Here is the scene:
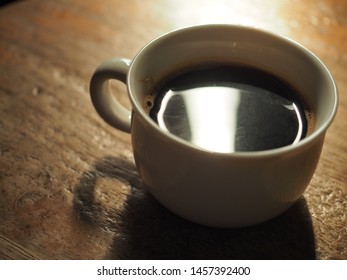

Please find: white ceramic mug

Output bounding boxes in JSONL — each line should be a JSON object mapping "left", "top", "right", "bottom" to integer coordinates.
{"left": 90, "top": 25, "right": 338, "bottom": 227}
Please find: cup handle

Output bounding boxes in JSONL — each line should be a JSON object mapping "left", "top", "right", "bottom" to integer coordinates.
{"left": 89, "top": 58, "right": 132, "bottom": 133}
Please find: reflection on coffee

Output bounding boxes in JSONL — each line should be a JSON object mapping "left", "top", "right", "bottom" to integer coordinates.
{"left": 148, "top": 64, "right": 312, "bottom": 153}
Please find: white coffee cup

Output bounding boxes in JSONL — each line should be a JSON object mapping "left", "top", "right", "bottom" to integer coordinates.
{"left": 90, "top": 25, "right": 338, "bottom": 227}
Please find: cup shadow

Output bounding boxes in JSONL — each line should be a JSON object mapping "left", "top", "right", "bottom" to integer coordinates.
{"left": 73, "top": 156, "right": 316, "bottom": 260}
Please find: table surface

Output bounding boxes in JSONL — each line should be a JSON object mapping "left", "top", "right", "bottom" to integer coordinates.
{"left": 0, "top": 0, "right": 346, "bottom": 260}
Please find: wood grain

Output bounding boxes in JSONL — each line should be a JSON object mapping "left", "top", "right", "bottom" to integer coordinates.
{"left": 0, "top": 0, "right": 346, "bottom": 259}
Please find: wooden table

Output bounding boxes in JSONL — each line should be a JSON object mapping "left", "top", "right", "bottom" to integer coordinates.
{"left": 0, "top": 0, "right": 346, "bottom": 260}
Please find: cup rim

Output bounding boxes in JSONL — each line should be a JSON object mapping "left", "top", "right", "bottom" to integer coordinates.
{"left": 128, "top": 24, "right": 339, "bottom": 158}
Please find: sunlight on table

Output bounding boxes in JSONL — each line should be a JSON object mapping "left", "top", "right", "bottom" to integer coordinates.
{"left": 163, "top": 0, "right": 288, "bottom": 34}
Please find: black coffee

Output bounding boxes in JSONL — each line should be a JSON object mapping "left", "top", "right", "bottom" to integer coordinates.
{"left": 147, "top": 64, "right": 311, "bottom": 153}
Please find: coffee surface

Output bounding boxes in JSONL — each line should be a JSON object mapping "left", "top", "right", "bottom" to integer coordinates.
{"left": 149, "top": 64, "right": 309, "bottom": 153}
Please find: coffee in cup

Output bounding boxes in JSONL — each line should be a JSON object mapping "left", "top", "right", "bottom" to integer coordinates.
{"left": 89, "top": 25, "right": 338, "bottom": 227}
{"left": 145, "top": 62, "right": 314, "bottom": 153}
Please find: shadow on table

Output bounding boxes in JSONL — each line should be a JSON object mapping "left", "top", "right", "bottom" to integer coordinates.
{"left": 74, "top": 156, "right": 316, "bottom": 260}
